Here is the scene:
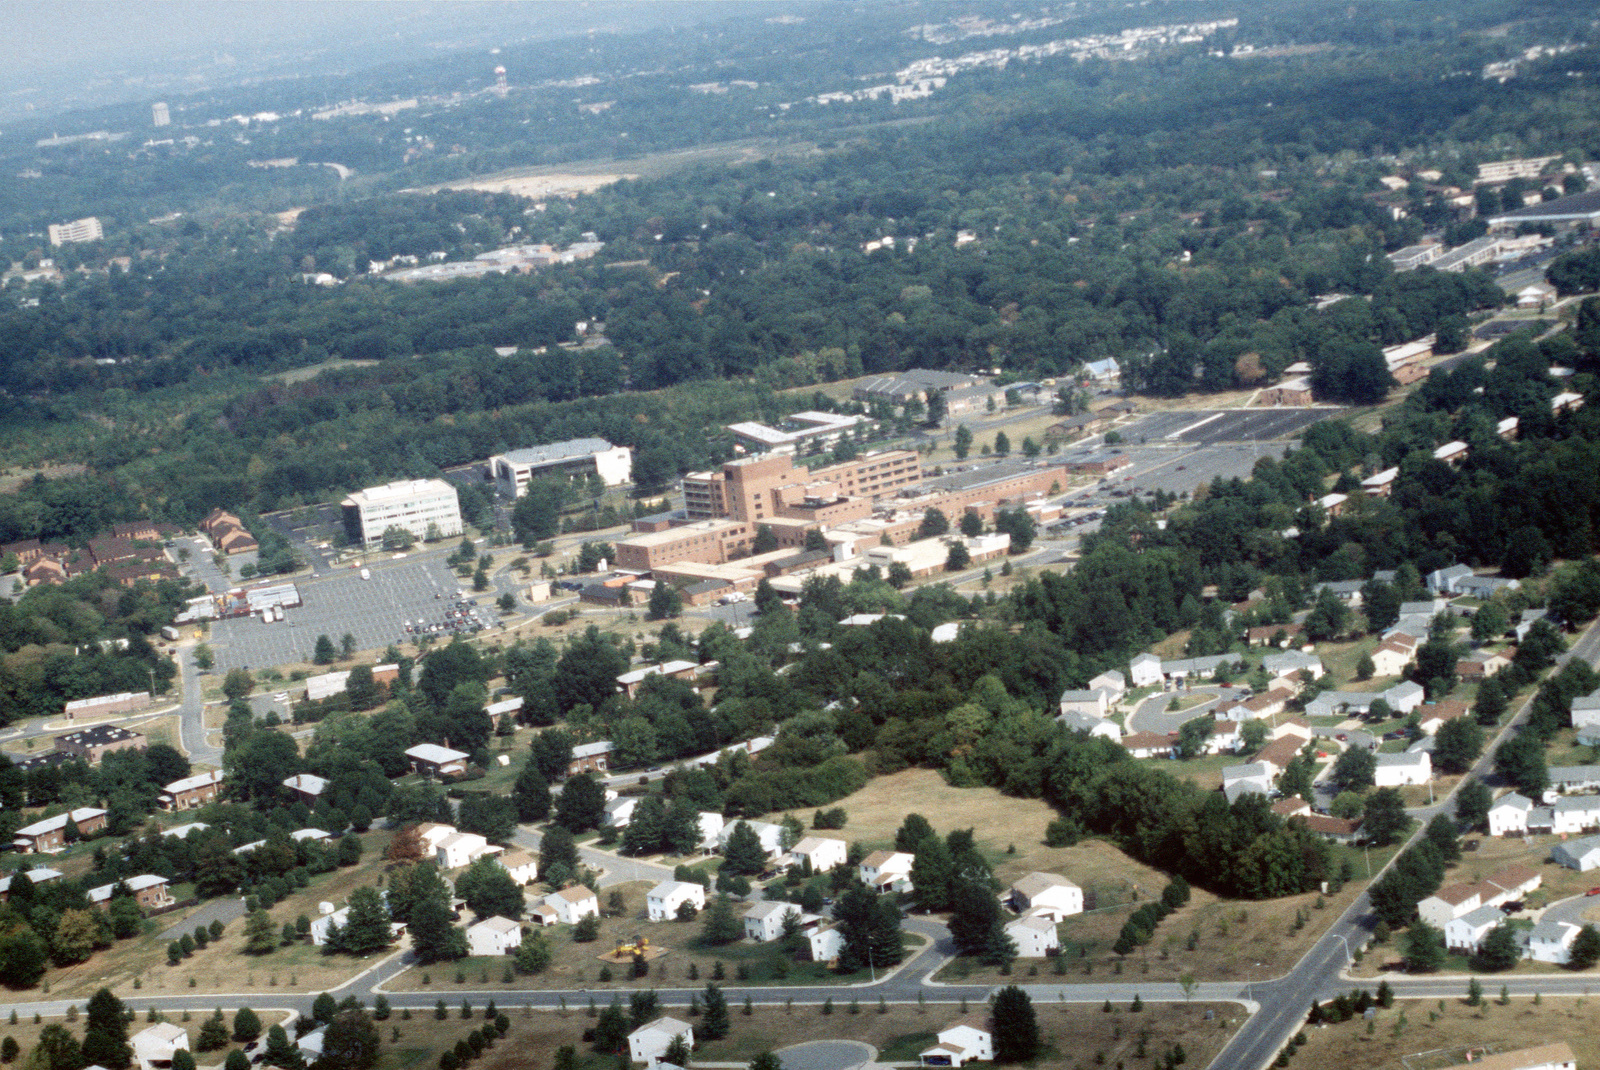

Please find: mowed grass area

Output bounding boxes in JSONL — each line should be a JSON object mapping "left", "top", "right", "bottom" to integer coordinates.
{"left": 383, "top": 881, "right": 901, "bottom": 992}
{"left": 43, "top": 829, "right": 398, "bottom": 1001}
{"left": 771, "top": 767, "right": 1058, "bottom": 859}
{"left": 1295, "top": 998, "right": 1600, "bottom": 1070}
{"left": 439, "top": 1002, "right": 1235, "bottom": 1070}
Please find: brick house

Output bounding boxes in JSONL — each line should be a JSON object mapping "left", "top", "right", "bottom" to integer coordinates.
{"left": 13, "top": 807, "right": 108, "bottom": 852}
{"left": 158, "top": 770, "right": 224, "bottom": 811}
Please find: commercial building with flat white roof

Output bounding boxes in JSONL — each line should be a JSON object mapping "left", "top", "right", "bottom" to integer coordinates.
{"left": 342, "top": 479, "right": 462, "bottom": 548}
{"left": 491, "top": 439, "right": 632, "bottom": 494}
{"left": 48, "top": 217, "right": 104, "bottom": 246}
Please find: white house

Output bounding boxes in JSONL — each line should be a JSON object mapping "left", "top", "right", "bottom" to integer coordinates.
{"left": 1571, "top": 689, "right": 1600, "bottom": 732}
{"left": 1373, "top": 750, "right": 1431, "bottom": 787}
{"left": 646, "top": 881, "right": 706, "bottom": 921}
{"left": 920, "top": 1018, "right": 994, "bottom": 1067}
{"left": 544, "top": 885, "right": 600, "bottom": 925}
{"left": 1088, "top": 669, "right": 1126, "bottom": 700}
{"left": 1547, "top": 766, "right": 1600, "bottom": 794}
{"left": 1057, "top": 688, "right": 1110, "bottom": 718}
{"left": 309, "top": 904, "right": 405, "bottom": 948}
{"left": 720, "top": 819, "right": 786, "bottom": 860}
{"left": 1057, "top": 708, "right": 1122, "bottom": 739}
{"left": 744, "top": 899, "right": 804, "bottom": 942}
{"left": 466, "top": 916, "right": 523, "bottom": 957}
{"left": 1004, "top": 913, "right": 1060, "bottom": 958}
{"left": 1369, "top": 635, "right": 1418, "bottom": 678}
{"left": 1222, "top": 761, "right": 1275, "bottom": 803}
{"left": 1007, "top": 872, "right": 1083, "bottom": 921}
{"left": 1527, "top": 920, "right": 1581, "bottom": 965}
{"left": 807, "top": 924, "right": 845, "bottom": 963}
{"left": 860, "top": 850, "right": 915, "bottom": 893}
{"left": 604, "top": 797, "right": 638, "bottom": 829}
{"left": 1488, "top": 792, "right": 1534, "bottom": 836}
{"left": 697, "top": 811, "right": 725, "bottom": 852}
{"left": 496, "top": 848, "right": 539, "bottom": 885}
{"left": 1129, "top": 653, "right": 1163, "bottom": 689}
{"left": 436, "top": 831, "right": 495, "bottom": 870}
{"left": 1444, "top": 904, "right": 1504, "bottom": 953}
{"left": 1547, "top": 796, "right": 1600, "bottom": 836}
{"left": 788, "top": 836, "right": 848, "bottom": 873}
{"left": 132, "top": 1023, "right": 188, "bottom": 1070}
{"left": 628, "top": 1017, "right": 695, "bottom": 1067}
{"left": 1552, "top": 834, "right": 1600, "bottom": 872}
{"left": 1418, "top": 883, "right": 1484, "bottom": 929}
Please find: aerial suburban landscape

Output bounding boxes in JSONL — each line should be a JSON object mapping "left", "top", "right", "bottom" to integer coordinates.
{"left": 7, "top": 2, "right": 1600, "bottom": 1070}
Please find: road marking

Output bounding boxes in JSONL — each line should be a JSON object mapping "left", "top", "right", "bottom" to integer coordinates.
{"left": 1165, "top": 412, "right": 1227, "bottom": 439}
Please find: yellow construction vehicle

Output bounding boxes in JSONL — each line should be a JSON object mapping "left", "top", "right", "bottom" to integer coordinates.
{"left": 613, "top": 935, "right": 650, "bottom": 957}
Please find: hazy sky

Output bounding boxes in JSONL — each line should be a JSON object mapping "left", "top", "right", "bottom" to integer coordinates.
{"left": 0, "top": 1, "right": 721, "bottom": 122}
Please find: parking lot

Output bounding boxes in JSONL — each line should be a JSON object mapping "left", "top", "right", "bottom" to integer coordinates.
{"left": 204, "top": 555, "right": 481, "bottom": 674}
{"left": 1115, "top": 406, "right": 1333, "bottom": 446}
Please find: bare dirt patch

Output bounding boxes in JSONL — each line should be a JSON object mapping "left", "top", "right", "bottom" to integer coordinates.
{"left": 1295, "top": 998, "right": 1600, "bottom": 1070}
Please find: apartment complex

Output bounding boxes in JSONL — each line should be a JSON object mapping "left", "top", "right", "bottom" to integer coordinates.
{"left": 341, "top": 479, "right": 462, "bottom": 547}
{"left": 490, "top": 438, "right": 632, "bottom": 495}
{"left": 47, "top": 217, "right": 104, "bottom": 246}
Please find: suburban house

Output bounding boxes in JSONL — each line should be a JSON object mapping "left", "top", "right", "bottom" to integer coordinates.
{"left": 1007, "top": 872, "right": 1083, "bottom": 921}
{"left": 1058, "top": 708, "right": 1122, "bottom": 739}
{"left": 1260, "top": 649, "right": 1325, "bottom": 685}
{"left": 1444, "top": 904, "right": 1505, "bottom": 953}
{"left": 88, "top": 874, "right": 174, "bottom": 912}
{"left": 719, "top": 819, "right": 786, "bottom": 861}
{"left": 1458, "top": 649, "right": 1513, "bottom": 680}
{"left": 1415, "top": 701, "right": 1469, "bottom": 736}
{"left": 628, "top": 1017, "right": 694, "bottom": 1067}
{"left": 1552, "top": 835, "right": 1600, "bottom": 872}
{"left": 1088, "top": 669, "right": 1126, "bottom": 700}
{"left": 1369, "top": 635, "right": 1418, "bottom": 678}
{"left": 568, "top": 741, "right": 614, "bottom": 777}
{"left": 158, "top": 770, "right": 225, "bottom": 811}
{"left": 1488, "top": 792, "right": 1535, "bottom": 836}
{"left": 859, "top": 850, "right": 915, "bottom": 893}
{"left": 1253, "top": 736, "right": 1304, "bottom": 777}
{"left": 1569, "top": 688, "right": 1600, "bottom": 735}
{"left": 132, "top": 1022, "right": 189, "bottom": 1070}
{"left": 0, "top": 868, "right": 62, "bottom": 903}
{"left": 435, "top": 830, "right": 497, "bottom": 870}
{"left": 282, "top": 773, "right": 329, "bottom": 804}
{"left": 604, "top": 797, "right": 639, "bottom": 829}
{"left": 496, "top": 848, "right": 539, "bottom": 885}
{"left": 744, "top": 900, "right": 805, "bottom": 942}
{"left": 697, "top": 811, "right": 725, "bottom": 852}
{"left": 617, "top": 660, "right": 704, "bottom": 699}
{"left": 788, "top": 836, "right": 848, "bottom": 873}
{"left": 1057, "top": 688, "right": 1110, "bottom": 718}
{"left": 1526, "top": 920, "right": 1581, "bottom": 965}
{"left": 466, "top": 916, "right": 523, "bottom": 957}
{"left": 1547, "top": 766, "right": 1600, "bottom": 794}
{"left": 920, "top": 1017, "right": 994, "bottom": 1067}
{"left": 543, "top": 885, "right": 601, "bottom": 925}
{"left": 1542, "top": 797, "right": 1600, "bottom": 836}
{"left": 1120, "top": 731, "right": 1177, "bottom": 759}
{"left": 1222, "top": 762, "right": 1275, "bottom": 803}
{"left": 646, "top": 881, "right": 706, "bottom": 921}
{"left": 806, "top": 925, "right": 845, "bottom": 963}
{"left": 1374, "top": 750, "right": 1432, "bottom": 787}
{"left": 1129, "top": 653, "right": 1163, "bottom": 688}
{"left": 13, "top": 807, "right": 107, "bottom": 852}
{"left": 405, "top": 743, "right": 470, "bottom": 778}
{"left": 1004, "top": 913, "right": 1060, "bottom": 957}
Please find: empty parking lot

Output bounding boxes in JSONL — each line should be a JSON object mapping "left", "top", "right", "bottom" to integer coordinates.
{"left": 1118, "top": 407, "right": 1335, "bottom": 446}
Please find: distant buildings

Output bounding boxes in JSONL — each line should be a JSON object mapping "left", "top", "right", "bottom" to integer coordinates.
{"left": 47, "top": 217, "right": 103, "bottom": 246}
{"left": 341, "top": 479, "right": 462, "bottom": 548}
{"left": 491, "top": 439, "right": 633, "bottom": 493}
{"left": 152, "top": 102, "right": 171, "bottom": 127}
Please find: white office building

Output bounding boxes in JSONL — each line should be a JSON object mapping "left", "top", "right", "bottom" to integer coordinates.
{"left": 491, "top": 439, "right": 632, "bottom": 495}
{"left": 48, "top": 217, "right": 103, "bottom": 246}
{"left": 342, "top": 479, "right": 462, "bottom": 547}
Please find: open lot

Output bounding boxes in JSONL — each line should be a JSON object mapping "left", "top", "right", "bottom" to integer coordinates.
{"left": 1117, "top": 407, "right": 1334, "bottom": 447}
{"left": 445, "top": 1001, "right": 1235, "bottom": 1070}
{"left": 1295, "top": 998, "right": 1600, "bottom": 1070}
{"left": 204, "top": 557, "right": 473, "bottom": 673}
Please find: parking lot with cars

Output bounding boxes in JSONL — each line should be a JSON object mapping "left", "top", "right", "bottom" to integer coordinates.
{"left": 203, "top": 556, "right": 477, "bottom": 674}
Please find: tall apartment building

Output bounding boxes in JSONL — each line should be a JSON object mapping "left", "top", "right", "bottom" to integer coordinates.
{"left": 342, "top": 479, "right": 463, "bottom": 548}
{"left": 152, "top": 102, "right": 171, "bottom": 127}
{"left": 47, "top": 217, "right": 103, "bottom": 246}
{"left": 490, "top": 438, "right": 632, "bottom": 495}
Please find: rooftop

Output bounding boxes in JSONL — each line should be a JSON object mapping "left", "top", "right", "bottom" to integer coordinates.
{"left": 498, "top": 438, "right": 618, "bottom": 466}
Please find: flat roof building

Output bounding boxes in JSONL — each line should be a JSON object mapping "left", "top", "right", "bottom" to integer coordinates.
{"left": 47, "top": 217, "right": 103, "bottom": 246}
{"left": 341, "top": 479, "right": 462, "bottom": 548}
{"left": 491, "top": 439, "right": 632, "bottom": 495}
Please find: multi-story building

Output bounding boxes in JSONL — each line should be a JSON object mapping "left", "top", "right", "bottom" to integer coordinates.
{"left": 490, "top": 438, "right": 633, "bottom": 495}
{"left": 341, "top": 479, "right": 462, "bottom": 548}
{"left": 151, "top": 102, "right": 170, "bottom": 127}
{"left": 53, "top": 724, "right": 146, "bottom": 764}
{"left": 680, "top": 451, "right": 920, "bottom": 524}
{"left": 47, "top": 217, "right": 103, "bottom": 246}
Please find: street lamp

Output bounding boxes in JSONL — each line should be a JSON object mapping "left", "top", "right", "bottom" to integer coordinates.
{"left": 1333, "top": 934, "right": 1353, "bottom": 968}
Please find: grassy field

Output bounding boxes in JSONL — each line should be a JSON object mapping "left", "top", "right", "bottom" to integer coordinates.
{"left": 39, "top": 829, "right": 398, "bottom": 1001}
{"left": 383, "top": 881, "right": 904, "bottom": 992}
{"left": 1295, "top": 997, "right": 1600, "bottom": 1070}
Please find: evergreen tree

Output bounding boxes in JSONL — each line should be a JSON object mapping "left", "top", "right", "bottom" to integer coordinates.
{"left": 909, "top": 836, "right": 954, "bottom": 913}
{"left": 243, "top": 910, "right": 277, "bottom": 955}
{"left": 554, "top": 773, "right": 607, "bottom": 832}
{"left": 196, "top": 1012, "right": 230, "bottom": 1052}
{"left": 455, "top": 857, "right": 525, "bottom": 921}
{"left": 512, "top": 760, "right": 551, "bottom": 823}
{"left": 991, "top": 986, "right": 1041, "bottom": 1063}
{"left": 261, "top": 1025, "right": 303, "bottom": 1070}
{"left": 1455, "top": 779, "right": 1492, "bottom": 831}
{"left": 410, "top": 897, "right": 467, "bottom": 963}
{"left": 1472, "top": 925, "right": 1521, "bottom": 972}
{"left": 232, "top": 1008, "right": 263, "bottom": 1043}
{"left": 621, "top": 796, "right": 668, "bottom": 856}
{"left": 1404, "top": 920, "right": 1445, "bottom": 973}
{"left": 82, "top": 988, "right": 131, "bottom": 1070}
{"left": 1569, "top": 924, "right": 1600, "bottom": 970}
{"left": 647, "top": 582, "right": 683, "bottom": 621}
{"left": 592, "top": 1004, "right": 629, "bottom": 1054}
{"left": 700, "top": 984, "right": 730, "bottom": 1040}
{"left": 700, "top": 895, "right": 743, "bottom": 946}
{"left": 720, "top": 821, "right": 767, "bottom": 877}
